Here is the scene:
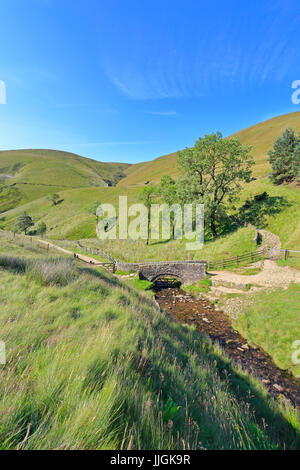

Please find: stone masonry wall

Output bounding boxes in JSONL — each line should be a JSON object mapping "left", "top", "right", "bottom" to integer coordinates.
{"left": 116, "top": 260, "right": 207, "bottom": 284}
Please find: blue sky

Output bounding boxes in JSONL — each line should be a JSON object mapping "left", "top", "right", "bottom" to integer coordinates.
{"left": 0, "top": 0, "right": 300, "bottom": 163}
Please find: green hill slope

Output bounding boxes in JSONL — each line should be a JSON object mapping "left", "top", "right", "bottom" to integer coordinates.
{"left": 1, "top": 111, "right": 299, "bottom": 254}
{"left": 0, "top": 149, "right": 130, "bottom": 212}
{"left": 0, "top": 185, "right": 140, "bottom": 239}
{"left": 0, "top": 237, "right": 298, "bottom": 449}
{"left": 118, "top": 111, "right": 300, "bottom": 186}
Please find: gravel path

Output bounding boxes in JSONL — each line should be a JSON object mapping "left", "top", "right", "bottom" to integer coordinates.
{"left": 38, "top": 239, "right": 107, "bottom": 266}
{"left": 210, "top": 259, "right": 300, "bottom": 289}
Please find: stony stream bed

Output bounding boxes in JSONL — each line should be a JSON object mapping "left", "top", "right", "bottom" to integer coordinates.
{"left": 154, "top": 284, "right": 300, "bottom": 409}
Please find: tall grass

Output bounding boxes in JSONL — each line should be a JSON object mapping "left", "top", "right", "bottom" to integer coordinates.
{"left": 26, "top": 258, "right": 76, "bottom": 286}
{"left": 0, "top": 255, "right": 76, "bottom": 286}
{"left": 78, "top": 226, "right": 257, "bottom": 263}
{"left": 0, "top": 255, "right": 27, "bottom": 272}
{"left": 0, "top": 251, "right": 299, "bottom": 449}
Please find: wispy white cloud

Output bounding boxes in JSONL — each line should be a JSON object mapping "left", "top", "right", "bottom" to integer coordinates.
{"left": 102, "top": 1, "right": 300, "bottom": 100}
{"left": 104, "top": 62, "right": 185, "bottom": 100}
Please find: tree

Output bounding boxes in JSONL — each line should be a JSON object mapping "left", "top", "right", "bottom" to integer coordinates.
{"left": 158, "top": 175, "right": 179, "bottom": 240}
{"left": 87, "top": 201, "right": 101, "bottom": 223}
{"left": 293, "top": 144, "right": 300, "bottom": 183}
{"left": 139, "top": 183, "right": 157, "bottom": 245}
{"left": 177, "top": 132, "right": 253, "bottom": 238}
{"left": 36, "top": 221, "right": 47, "bottom": 237}
{"left": 47, "top": 193, "right": 60, "bottom": 206}
{"left": 14, "top": 212, "right": 34, "bottom": 235}
{"left": 268, "top": 128, "right": 300, "bottom": 185}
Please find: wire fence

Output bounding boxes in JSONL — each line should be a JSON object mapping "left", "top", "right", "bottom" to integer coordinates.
{"left": 0, "top": 230, "right": 116, "bottom": 268}
{"left": 75, "top": 241, "right": 115, "bottom": 263}
{"left": 0, "top": 230, "right": 55, "bottom": 252}
{"left": 1, "top": 229, "right": 299, "bottom": 272}
{"left": 280, "top": 249, "right": 300, "bottom": 260}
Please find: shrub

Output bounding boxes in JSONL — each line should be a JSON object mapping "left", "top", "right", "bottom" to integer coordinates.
{"left": 36, "top": 221, "right": 47, "bottom": 236}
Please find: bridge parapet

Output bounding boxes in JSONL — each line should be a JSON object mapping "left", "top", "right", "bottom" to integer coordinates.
{"left": 115, "top": 260, "right": 207, "bottom": 285}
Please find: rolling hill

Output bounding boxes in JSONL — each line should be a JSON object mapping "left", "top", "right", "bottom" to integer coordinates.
{"left": 1, "top": 111, "right": 299, "bottom": 252}
{"left": 0, "top": 149, "right": 131, "bottom": 212}
{"left": 1, "top": 236, "right": 298, "bottom": 449}
{"left": 118, "top": 111, "right": 300, "bottom": 186}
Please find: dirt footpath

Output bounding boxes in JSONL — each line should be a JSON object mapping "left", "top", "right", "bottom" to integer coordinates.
{"left": 210, "top": 259, "right": 300, "bottom": 289}
{"left": 38, "top": 239, "right": 105, "bottom": 265}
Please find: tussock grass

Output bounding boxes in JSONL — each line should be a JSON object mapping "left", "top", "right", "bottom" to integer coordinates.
{"left": 0, "top": 255, "right": 27, "bottom": 273}
{"left": 0, "top": 247, "right": 299, "bottom": 449}
{"left": 26, "top": 258, "right": 76, "bottom": 286}
{"left": 0, "top": 254, "right": 76, "bottom": 286}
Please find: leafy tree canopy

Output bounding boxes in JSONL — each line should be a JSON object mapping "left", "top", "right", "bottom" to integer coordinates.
{"left": 36, "top": 221, "right": 47, "bottom": 236}
{"left": 177, "top": 132, "right": 253, "bottom": 237}
{"left": 14, "top": 212, "right": 34, "bottom": 235}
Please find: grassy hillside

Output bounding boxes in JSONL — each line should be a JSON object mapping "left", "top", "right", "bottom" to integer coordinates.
{"left": 118, "top": 111, "right": 300, "bottom": 186}
{"left": 232, "top": 111, "right": 300, "bottom": 177}
{"left": 76, "top": 226, "right": 257, "bottom": 263}
{"left": 0, "top": 149, "right": 130, "bottom": 212}
{"left": 1, "top": 176, "right": 299, "bottom": 257}
{"left": 118, "top": 152, "right": 179, "bottom": 187}
{"left": 0, "top": 186, "right": 139, "bottom": 239}
{"left": 1, "top": 112, "right": 299, "bottom": 261}
{"left": 233, "top": 283, "right": 300, "bottom": 377}
{"left": 0, "top": 237, "right": 299, "bottom": 449}
{"left": 236, "top": 177, "right": 300, "bottom": 250}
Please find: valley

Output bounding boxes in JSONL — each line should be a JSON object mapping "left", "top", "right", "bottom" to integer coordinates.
{"left": 0, "top": 111, "right": 300, "bottom": 450}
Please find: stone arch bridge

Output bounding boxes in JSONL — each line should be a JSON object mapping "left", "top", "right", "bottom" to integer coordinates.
{"left": 115, "top": 260, "right": 207, "bottom": 285}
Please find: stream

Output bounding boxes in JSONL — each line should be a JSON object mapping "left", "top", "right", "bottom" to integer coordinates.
{"left": 154, "top": 283, "right": 300, "bottom": 409}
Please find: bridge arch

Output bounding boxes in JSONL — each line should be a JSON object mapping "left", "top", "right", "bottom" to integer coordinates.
{"left": 115, "top": 260, "right": 207, "bottom": 285}
{"left": 150, "top": 272, "right": 183, "bottom": 283}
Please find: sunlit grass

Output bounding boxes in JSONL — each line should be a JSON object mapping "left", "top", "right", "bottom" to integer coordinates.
{"left": 0, "top": 240, "right": 299, "bottom": 449}
{"left": 233, "top": 283, "right": 300, "bottom": 377}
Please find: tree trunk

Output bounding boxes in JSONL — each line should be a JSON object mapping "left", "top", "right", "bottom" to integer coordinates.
{"left": 210, "top": 215, "right": 217, "bottom": 238}
{"left": 172, "top": 222, "right": 175, "bottom": 240}
{"left": 147, "top": 210, "right": 150, "bottom": 245}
